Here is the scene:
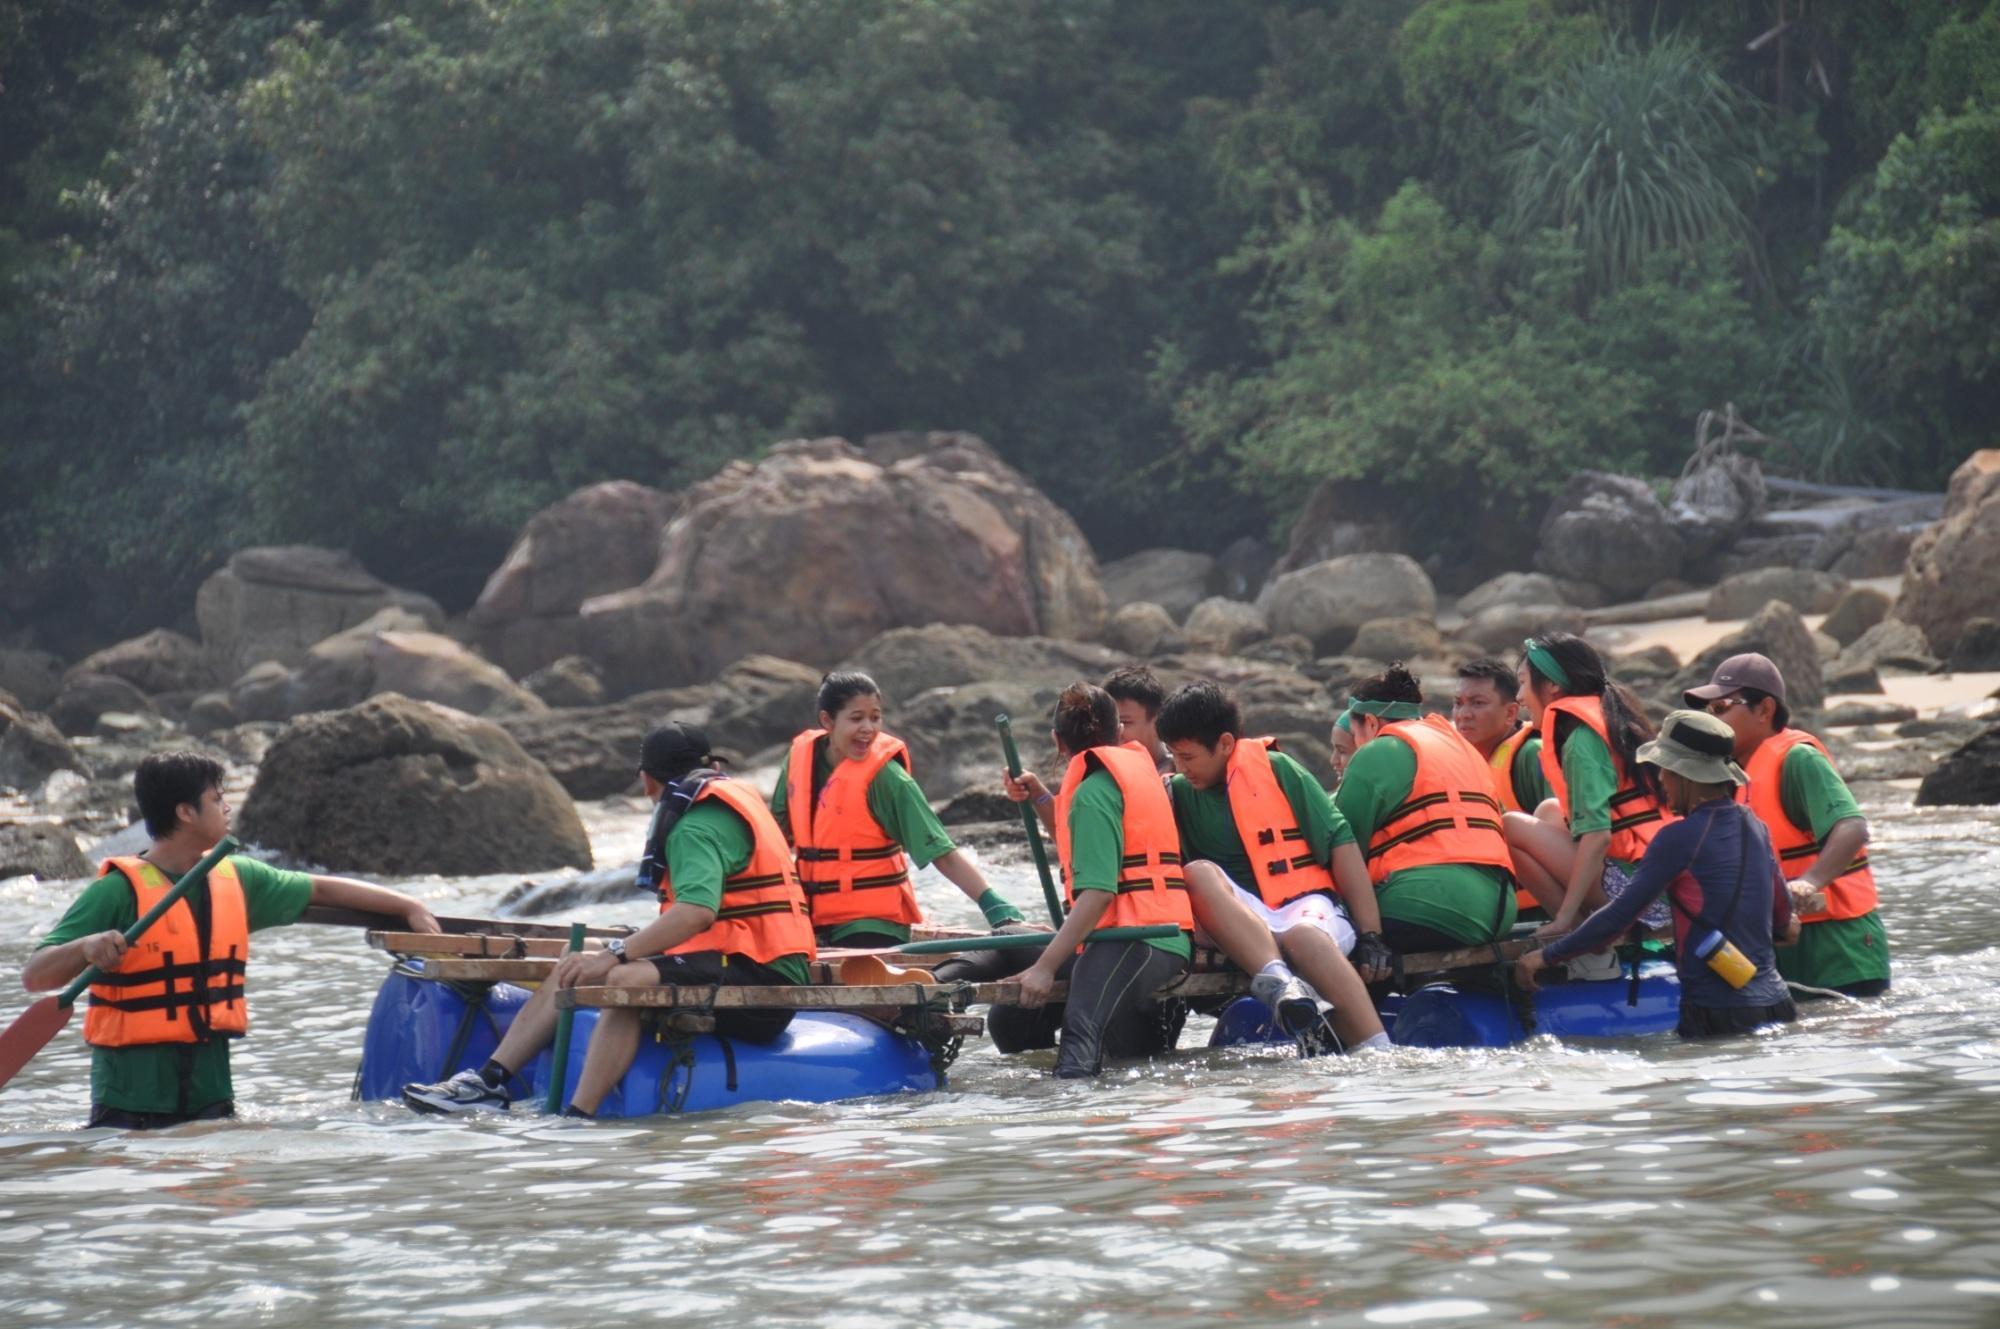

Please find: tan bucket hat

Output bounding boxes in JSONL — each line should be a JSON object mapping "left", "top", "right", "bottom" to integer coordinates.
{"left": 1636, "top": 709, "right": 1748, "bottom": 786}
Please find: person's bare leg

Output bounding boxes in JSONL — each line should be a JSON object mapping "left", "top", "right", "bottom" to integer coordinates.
{"left": 1506, "top": 811, "right": 1576, "bottom": 912}
{"left": 566, "top": 962, "right": 658, "bottom": 1114}
{"left": 1184, "top": 861, "right": 1281, "bottom": 973}
{"left": 1278, "top": 927, "right": 1384, "bottom": 1047}
{"left": 485, "top": 977, "right": 563, "bottom": 1075}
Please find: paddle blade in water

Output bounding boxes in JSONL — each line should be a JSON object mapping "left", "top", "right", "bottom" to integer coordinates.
{"left": 0, "top": 996, "right": 74, "bottom": 1091}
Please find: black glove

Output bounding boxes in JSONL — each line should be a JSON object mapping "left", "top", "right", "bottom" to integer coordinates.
{"left": 1351, "top": 931, "right": 1395, "bottom": 981}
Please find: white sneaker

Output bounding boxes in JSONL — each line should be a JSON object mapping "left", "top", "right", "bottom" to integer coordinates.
{"left": 402, "top": 1068, "right": 510, "bottom": 1115}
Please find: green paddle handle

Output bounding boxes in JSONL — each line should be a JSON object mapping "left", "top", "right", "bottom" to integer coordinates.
{"left": 998, "top": 715, "right": 1064, "bottom": 925}
{"left": 542, "top": 922, "right": 588, "bottom": 1114}
{"left": 59, "top": 836, "right": 240, "bottom": 1009}
{"left": 898, "top": 925, "right": 1179, "bottom": 955}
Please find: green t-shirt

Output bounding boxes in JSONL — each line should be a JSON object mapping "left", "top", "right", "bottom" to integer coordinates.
{"left": 1333, "top": 737, "right": 1517, "bottom": 946}
{"left": 1778, "top": 741, "right": 1864, "bottom": 843}
{"left": 770, "top": 738, "right": 958, "bottom": 944}
{"left": 1166, "top": 748, "right": 1356, "bottom": 889}
{"left": 664, "top": 799, "right": 810, "bottom": 985}
{"left": 34, "top": 856, "right": 314, "bottom": 1116}
{"left": 1771, "top": 739, "right": 1884, "bottom": 982}
{"left": 1064, "top": 767, "right": 1191, "bottom": 960}
{"left": 1556, "top": 723, "right": 1640, "bottom": 870}
{"left": 1511, "top": 735, "right": 1552, "bottom": 812}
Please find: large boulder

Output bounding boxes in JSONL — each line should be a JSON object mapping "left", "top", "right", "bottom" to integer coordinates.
{"left": 1673, "top": 601, "right": 1824, "bottom": 712}
{"left": 1270, "top": 479, "right": 1408, "bottom": 578}
{"left": 228, "top": 661, "right": 297, "bottom": 723}
{"left": 840, "top": 624, "right": 1122, "bottom": 703}
{"left": 1898, "top": 450, "right": 2000, "bottom": 660}
{"left": 365, "top": 632, "right": 546, "bottom": 717}
{"left": 1915, "top": 724, "right": 2000, "bottom": 807}
{"left": 1257, "top": 554, "right": 1437, "bottom": 655}
{"left": 1819, "top": 586, "right": 1891, "bottom": 648}
{"left": 467, "top": 481, "right": 677, "bottom": 678}
{"left": 50, "top": 672, "right": 155, "bottom": 737}
{"left": 1098, "top": 549, "right": 1218, "bottom": 621}
{"left": 0, "top": 647, "right": 65, "bottom": 712}
{"left": 0, "top": 695, "right": 86, "bottom": 790}
{"left": 1104, "top": 602, "right": 1183, "bottom": 657}
{"left": 1536, "top": 472, "right": 1684, "bottom": 599}
{"left": 1667, "top": 448, "right": 1766, "bottom": 557}
{"left": 1705, "top": 568, "right": 1848, "bottom": 621}
{"left": 1350, "top": 617, "right": 1443, "bottom": 663}
{"left": 1456, "top": 572, "right": 1578, "bottom": 619}
{"left": 521, "top": 656, "right": 607, "bottom": 709}
{"left": 578, "top": 434, "right": 1106, "bottom": 696}
{"left": 1832, "top": 619, "right": 1938, "bottom": 678}
{"left": 1461, "top": 603, "right": 1588, "bottom": 655}
{"left": 237, "top": 694, "right": 591, "bottom": 875}
{"left": 1183, "top": 597, "right": 1270, "bottom": 654}
{"left": 0, "top": 823, "right": 90, "bottom": 880}
{"left": 66, "top": 629, "right": 214, "bottom": 697}
{"left": 288, "top": 607, "right": 437, "bottom": 716}
{"left": 1215, "top": 536, "right": 1276, "bottom": 602}
{"left": 196, "top": 546, "right": 443, "bottom": 679}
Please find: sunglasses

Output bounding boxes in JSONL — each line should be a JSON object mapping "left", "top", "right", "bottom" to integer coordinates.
{"left": 1704, "top": 695, "right": 1748, "bottom": 716}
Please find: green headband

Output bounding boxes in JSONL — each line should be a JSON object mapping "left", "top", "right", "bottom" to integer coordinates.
{"left": 1345, "top": 698, "right": 1422, "bottom": 721}
{"left": 1334, "top": 711, "right": 1353, "bottom": 733}
{"left": 1523, "top": 639, "right": 1572, "bottom": 691}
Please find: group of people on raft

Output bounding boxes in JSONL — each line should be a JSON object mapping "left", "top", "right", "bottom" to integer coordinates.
{"left": 25, "top": 630, "right": 1892, "bottom": 1127}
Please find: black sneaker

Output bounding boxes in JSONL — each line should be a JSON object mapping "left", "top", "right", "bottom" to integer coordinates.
{"left": 402, "top": 1069, "right": 510, "bottom": 1115}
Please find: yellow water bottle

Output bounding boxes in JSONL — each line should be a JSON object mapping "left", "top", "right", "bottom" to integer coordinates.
{"left": 1691, "top": 927, "right": 1756, "bottom": 989}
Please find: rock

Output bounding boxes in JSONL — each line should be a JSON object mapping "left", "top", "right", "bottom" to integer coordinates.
{"left": 237, "top": 694, "right": 591, "bottom": 875}
{"left": 1823, "top": 700, "right": 1919, "bottom": 728}
{"left": 185, "top": 692, "right": 238, "bottom": 737}
{"left": 1948, "top": 617, "right": 2000, "bottom": 671}
{"left": 229, "top": 660, "right": 297, "bottom": 723}
{"left": 1215, "top": 536, "right": 1276, "bottom": 602}
{"left": 933, "top": 789, "right": 1020, "bottom": 826}
{"left": 0, "top": 695, "right": 87, "bottom": 790}
{"left": 1182, "top": 597, "right": 1270, "bottom": 654}
{"left": 1105, "top": 602, "right": 1183, "bottom": 657}
{"left": 1668, "top": 449, "right": 1766, "bottom": 556}
{"left": 1674, "top": 601, "right": 1824, "bottom": 711}
{"left": 1302, "top": 655, "right": 1392, "bottom": 701}
{"left": 1239, "top": 634, "right": 1314, "bottom": 667}
{"left": 93, "top": 711, "right": 164, "bottom": 740}
{"left": 1535, "top": 472, "right": 1684, "bottom": 598}
{"left": 1613, "top": 645, "right": 1681, "bottom": 687}
{"left": 1896, "top": 717, "right": 1987, "bottom": 741}
{"left": 1455, "top": 572, "right": 1576, "bottom": 619}
{"left": 1461, "top": 603, "right": 1587, "bottom": 655}
{"left": 288, "top": 608, "right": 437, "bottom": 716}
{"left": 1823, "top": 662, "right": 1885, "bottom": 695}
{"left": 65, "top": 629, "right": 213, "bottom": 697}
{"left": 365, "top": 631, "right": 547, "bottom": 717}
{"left": 1915, "top": 724, "right": 2000, "bottom": 806}
{"left": 578, "top": 434, "right": 1106, "bottom": 696}
{"left": 1350, "top": 616, "right": 1442, "bottom": 662}
{"left": 1644, "top": 578, "right": 1697, "bottom": 600}
{"left": 50, "top": 672, "right": 156, "bottom": 737}
{"left": 1705, "top": 568, "right": 1848, "bottom": 621}
{"left": 0, "top": 647, "right": 65, "bottom": 711}
{"left": 0, "top": 823, "right": 90, "bottom": 880}
{"left": 195, "top": 545, "right": 444, "bottom": 679}
{"left": 467, "top": 480, "right": 678, "bottom": 678}
{"left": 496, "top": 655, "right": 820, "bottom": 800}
{"left": 1898, "top": 450, "right": 2000, "bottom": 661}
{"left": 1812, "top": 630, "right": 1841, "bottom": 664}
{"left": 1832, "top": 620, "right": 1938, "bottom": 678}
{"left": 522, "top": 656, "right": 607, "bottom": 709}
{"left": 1842, "top": 746, "right": 1936, "bottom": 782}
{"left": 1271, "top": 480, "right": 1408, "bottom": 577}
{"left": 1258, "top": 553, "right": 1436, "bottom": 655}
{"left": 1827, "top": 525, "right": 1920, "bottom": 579}
{"left": 1098, "top": 549, "right": 1217, "bottom": 621}
{"left": 1820, "top": 586, "right": 1892, "bottom": 648}
{"left": 840, "top": 624, "right": 1122, "bottom": 703}
{"left": 895, "top": 678, "right": 1068, "bottom": 803}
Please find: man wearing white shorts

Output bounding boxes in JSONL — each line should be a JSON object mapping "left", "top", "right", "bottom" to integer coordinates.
{"left": 1157, "top": 682, "right": 1394, "bottom": 1053}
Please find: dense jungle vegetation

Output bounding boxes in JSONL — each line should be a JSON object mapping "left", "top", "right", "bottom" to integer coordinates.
{"left": 3, "top": 0, "right": 1995, "bottom": 640}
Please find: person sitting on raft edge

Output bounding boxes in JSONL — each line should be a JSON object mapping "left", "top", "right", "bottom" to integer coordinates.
{"left": 402, "top": 721, "right": 814, "bottom": 1116}
{"left": 1519, "top": 710, "right": 1801, "bottom": 1040}
{"left": 773, "top": 670, "right": 1029, "bottom": 953}
{"left": 1104, "top": 664, "right": 1171, "bottom": 771}
{"left": 24, "top": 751, "right": 441, "bottom": 1130}
{"left": 1684, "top": 652, "right": 1890, "bottom": 999}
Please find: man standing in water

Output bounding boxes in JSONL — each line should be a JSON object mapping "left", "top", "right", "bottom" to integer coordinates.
{"left": 1685, "top": 654, "right": 1891, "bottom": 997}
{"left": 24, "top": 751, "right": 440, "bottom": 1129}
{"left": 403, "top": 723, "right": 814, "bottom": 1115}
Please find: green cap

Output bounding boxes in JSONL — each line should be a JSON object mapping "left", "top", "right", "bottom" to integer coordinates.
{"left": 1636, "top": 709, "right": 1748, "bottom": 786}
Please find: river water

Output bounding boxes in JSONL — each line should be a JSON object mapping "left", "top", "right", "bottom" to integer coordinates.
{"left": 2, "top": 796, "right": 1998, "bottom": 1328}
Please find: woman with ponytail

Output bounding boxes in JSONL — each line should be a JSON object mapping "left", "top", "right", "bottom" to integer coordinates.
{"left": 774, "top": 671, "right": 1027, "bottom": 951}
{"left": 1013, "top": 682, "right": 1194, "bottom": 1077}
{"left": 1509, "top": 633, "right": 1677, "bottom": 939}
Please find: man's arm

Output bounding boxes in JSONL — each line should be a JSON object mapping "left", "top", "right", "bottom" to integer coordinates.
{"left": 1795, "top": 817, "right": 1868, "bottom": 910}
{"left": 22, "top": 932, "right": 128, "bottom": 992}
{"left": 308, "top": 876, "right": 440, "bottom": 933}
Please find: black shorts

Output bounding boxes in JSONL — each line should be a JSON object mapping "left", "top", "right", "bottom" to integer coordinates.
{"left": 1677, "top": 996, "right": 1799, "bottom": 1040}
{"left": 88, "top": 1099, "right": 235, "bottom": 1131}
{"left": 645, "top": 952, "right": 797, "bottom": 1044}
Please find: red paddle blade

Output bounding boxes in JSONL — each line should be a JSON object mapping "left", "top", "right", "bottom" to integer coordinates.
{"left": 0, "top": 996, "right": 74, "bottom": 1091}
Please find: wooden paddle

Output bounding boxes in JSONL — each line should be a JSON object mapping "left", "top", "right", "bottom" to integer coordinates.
{"left": 542, "top": 922, "right": 588, "bottom": 1114}
{"left": 0, "top": 836, "right": 239, "bottom": 1091}
{"left": 300, "top": 906, "right": 630, "bottom": 940}
{"left": 998, "top": 715, "right": 1065, "bottom": 926}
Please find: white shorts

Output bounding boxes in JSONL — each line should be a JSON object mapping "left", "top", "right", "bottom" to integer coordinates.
{"left": 1193, "top": 874, "right": 1357, "bottom": 955}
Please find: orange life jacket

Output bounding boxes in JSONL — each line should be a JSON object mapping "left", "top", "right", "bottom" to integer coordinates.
{"left": 1538, "top": 696, "right": 1675, "bottom": 862}
{"left": 660, "top": 779, "right": 817, "bottom": 964}
{"left": 1363, "top": 716, "right": 1516, "bottom": 886}
{"left": 1222, "top": 737, "right": 1337, "bottom": 908}
{"left": 85, "top": 857, "right": 249, "bottom": 1048}
{"left": 1054, "top": 742, "right": 1194, "bottom": 934}
{"left": 1740, "top": 727, "right": 1878, "bottom": 923}
{"left": 785, "top": 729, "right": 922, "bottom": 928}
{"left": 1485, "top": 722, "right": 1542, "bottom": 913}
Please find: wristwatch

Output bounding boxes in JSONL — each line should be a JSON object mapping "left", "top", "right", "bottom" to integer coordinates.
{"left": 605, "top": 938, "right": 629, "bottom": 964}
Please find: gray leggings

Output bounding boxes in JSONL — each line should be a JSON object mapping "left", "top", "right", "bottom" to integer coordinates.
{"left": 1053, "top": 940, "right": 1190, "bottom": 1078}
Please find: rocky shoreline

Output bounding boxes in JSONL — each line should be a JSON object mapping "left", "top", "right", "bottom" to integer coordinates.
{"left": 4, "top": 435, "right": 1998, "bottom": 890}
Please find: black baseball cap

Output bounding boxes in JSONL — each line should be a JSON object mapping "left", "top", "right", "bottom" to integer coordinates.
{"left": 639, "top": 722, "right": 716, "bottom": 782}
